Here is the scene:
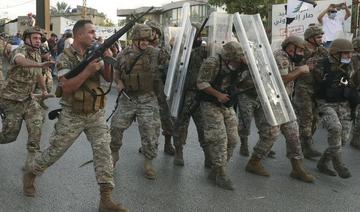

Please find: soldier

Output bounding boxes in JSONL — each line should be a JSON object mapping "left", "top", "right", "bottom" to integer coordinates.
{"left": 314, "top": 38, "right": 354, "bottom": 179}
{"left": 245, "top": 36, "right": 314, "bottom": 183}
{"left": 23, "top": 20, "right": 128, "bottom": 212}
{"left": 173, "top": 22, "right": 208, "bottom": 167}
{"left": 294, "top": 25, "right": 328, "bottom": 159}
{"left": 350, "top": 37, "right": 360, "bottom": 149}
{"left": 145, "top": 20, "right": 175, "bottom": 155}
{"left": 197, "top": 41, "right": 245, "bottom": 190}
{"left": 110, "top": 24, "right": 161, "bottom": 180}
{"left": 34, "top": 41, "right": 54, "bottom": 109}
{"left": 0, "top": 33, "right": 11, "bottom": 86}
{"left": 0, "top": 27, "right": 52, "bottom": 171}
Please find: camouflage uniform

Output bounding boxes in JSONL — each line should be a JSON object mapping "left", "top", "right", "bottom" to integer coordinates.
{"left": 0, "top": 45, "right": 43, "bottom": 155}
{"left": 247, "top": 36, "right": 314, "bottom": 183}
{"left": 146, "top": 20, "right": 175, "bottom": 155}
{"left": 197, "top": 41, "right": 244, "bottom": 190}
{"left": 293, "top": 25, "right": 328, "bottom": 158}
{"left": 0, "top": 36, "right": 11, "bottom": 88}
{"left": 110, "top": 24, "right": 161, "bottom": 179}
{"left": 349, "top": 37, "right": 360, "bottom": 149}
{"left": 314, "top": 39, "right": 353, "bottom": 178}
{"left": 173, "top": 46, "right": 207, "bottom": 166}
{"left": 250, "top": 49, "right": 303, "bottom": 160}
{"left": 146, "top": 21, "right": 175, "bottom": 155}
{"left": 236, "top": 69, "right": 277, "bottom": 157}
{"left": 30, "top": 45, "right": 115, "bottom": 187}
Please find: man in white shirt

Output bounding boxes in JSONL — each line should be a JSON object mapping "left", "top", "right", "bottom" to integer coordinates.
{"left": 317, "top": 3, "right": 351, "bottom": 48}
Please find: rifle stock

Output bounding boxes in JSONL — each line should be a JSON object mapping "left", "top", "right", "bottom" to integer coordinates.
{"left": 64, "top": 7, "right": 154, "bottom": 79}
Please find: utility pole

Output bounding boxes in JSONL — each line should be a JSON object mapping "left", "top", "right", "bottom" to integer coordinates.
{"left": 36, "top": 0, "right": 50, "bottom": 33}
{"left": 82, "top": 0, "right": 87, "bottom": 19}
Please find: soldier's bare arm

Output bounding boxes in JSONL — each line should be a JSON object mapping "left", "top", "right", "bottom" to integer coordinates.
{"left": 101, "top": 48, "right": 113, "bottom": 82}
{"left": 36, "top": 74, "right": 48, "bottom": 96}
{"left": 282, "top": 65, "right": 310, "bottom": 83}
{"left": 14, "top": 55, "right": 55, "bottom": 68}
{"left": 59, "top": 60, "right": 101, "bottom": 96}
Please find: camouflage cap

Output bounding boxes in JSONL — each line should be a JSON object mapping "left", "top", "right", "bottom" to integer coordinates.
{"left": 131, "top": 24, "right": 152, "bottom": 40}
{"left": 23, "top": 27, "right": 44, "bottom": 40}
{"left": 221, "top": 41, "right": 244, "bottom": 61}
{"left": 281, "top": 36, "right": 305, "bottom": 50}
{"left": 304, "top": 25, "right": 324, "bottom": 40}
{"left": 329, "top": 38, "right": 353, "bottom": 55}
{"left": 145, "top": 20, "right": 162, "bottom": 36}
{"left": 352, "top": 37, "right": 360, "bottom": 49}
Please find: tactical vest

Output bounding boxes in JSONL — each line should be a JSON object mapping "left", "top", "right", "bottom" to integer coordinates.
{"left": 120, "top": 47, "right": 158, "bottom": 94}
{"left": 1, "top": 45, "right": 42, "bottom": 101}
{"left": 199, "top": 56, "right": 240, "bottom": 107}
{"left": 316, "top": 58, "right": 359, "bottom": 105}
{"left": 59, "top": 48, "right": 106, "bottom": 113}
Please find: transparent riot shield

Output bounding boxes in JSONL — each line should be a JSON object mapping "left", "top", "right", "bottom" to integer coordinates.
{"left": 164, "top": 3, "right": 196, "bottom": 119}
{"left": 233, "top": 13, "right": 296, "bottom": 126}
{"left": 207, "top": 12, "right": 234, "bottom": 57}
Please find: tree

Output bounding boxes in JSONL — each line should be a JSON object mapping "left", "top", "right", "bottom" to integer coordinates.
{"left": 51, "top": 2, "right": 70, "bottom": 14}
{"left": 100, "top": 18, "right": 115, "bottom": 27}
{"left": 208, "top": 0, "right": 266, "bottom": 16}
{"left": 208, "top": 0, "right": 287, "bottom": 19}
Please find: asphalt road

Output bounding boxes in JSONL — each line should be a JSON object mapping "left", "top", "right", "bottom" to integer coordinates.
{"left": 1, "top": 89, "right": 360, "bottom": 212}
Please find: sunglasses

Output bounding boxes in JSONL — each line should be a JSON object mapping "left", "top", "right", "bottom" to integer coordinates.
{"left": 330, "top": 11, "right": 337, "bottom": 13}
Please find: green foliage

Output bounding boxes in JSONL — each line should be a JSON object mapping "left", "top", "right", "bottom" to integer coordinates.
{"left": 51, "top": 2, "right": 70, "bottom": 14}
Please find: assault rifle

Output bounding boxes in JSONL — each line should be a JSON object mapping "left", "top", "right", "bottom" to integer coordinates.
{"left": 64, "top": 6, "right": 154, "bottom": 79}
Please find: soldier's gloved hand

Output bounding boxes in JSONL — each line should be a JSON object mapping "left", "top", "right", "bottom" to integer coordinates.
{"left": 217, "top": 93, "right": 230, "bottom": 103}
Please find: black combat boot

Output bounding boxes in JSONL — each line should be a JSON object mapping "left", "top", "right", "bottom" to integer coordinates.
{"left": 99, "top": 184, "right": 128, "bottom": 212}
{"left": 164, "top": 135, "right": 175, "bottom": 155}
{"left": 332, "top": 152, "right": 351, "bottom": 179}
{"left": 317, "top": 152, "right": 337, "bottom": 176}
{"left": 302, "top": 140, "right": 321, "bottom": 159}
{"left": 173, "top": 145, "right": 184, "bottom": 166}
{"left": 350, "top": 135, "right": 360, "bottom": 149}
{"left": 239, "top": 136, "right": 249, "bottom": 157}
{"left": 203, "top": 145, "right": 212, "bottom": 169}
{"left": 212, "top": 166, "right": 234, "bottom": 190}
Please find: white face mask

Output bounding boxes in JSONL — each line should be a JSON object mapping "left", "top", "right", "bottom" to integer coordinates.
{"left": 340, "top": 58, "right": 351, "bottom": 64}
{"left": 329, "top": 12, "right": 337, "bottom": 19}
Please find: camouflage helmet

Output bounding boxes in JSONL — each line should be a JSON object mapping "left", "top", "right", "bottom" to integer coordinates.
{"left": 352, "top": 37, "right": 360, "bottom": 49}
{"left": 145, "top": 20, "right": 162, "bottom": 36}
{"left": 329, "top": 38, "right": 353, "bottom": 55}
{"left": 281, "top": 36, "right": 305, "bottom": 50}
{"left": 131, "top": 24, "right": 152, "bottom": 40}
{"left": 304, "top": 25, "right": 324, "bottom": 40}
{"left": 22, "top": 27, "right": 44, "bottom": 40}
{"left": 221, "top": 41, "right": 244, "bottom": 61}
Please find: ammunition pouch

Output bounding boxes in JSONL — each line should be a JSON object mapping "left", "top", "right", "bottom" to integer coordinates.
{"left": 122, "top": 71, "right": 154, "bottom": 93}
{"left": 72, "top": 85, "right": 106, "bottom": 113}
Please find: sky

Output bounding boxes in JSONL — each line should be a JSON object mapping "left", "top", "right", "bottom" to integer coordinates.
{"left": 0, "top": 0, "right": 175, "bottom": 22}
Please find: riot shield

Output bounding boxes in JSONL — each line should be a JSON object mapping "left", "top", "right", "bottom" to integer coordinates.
{"left": 207, "top": 12, "right": 234, "bottom": 57}
{"left": 233, "top": 13, "right": 296, "bottom": 126}
{"left": 164, "top": 3, "right": 196, "bottom": 119}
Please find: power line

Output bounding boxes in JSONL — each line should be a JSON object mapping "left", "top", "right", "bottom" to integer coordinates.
{"left": 0, "top": 0, "right": 36, "bottom": 10}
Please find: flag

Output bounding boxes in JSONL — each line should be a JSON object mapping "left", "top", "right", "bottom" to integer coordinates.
{"left": 286, "top": 0, "right": 317, "bottom": 25}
